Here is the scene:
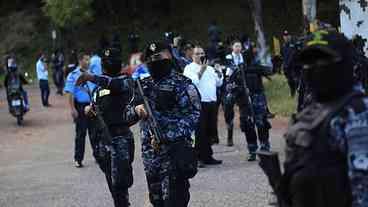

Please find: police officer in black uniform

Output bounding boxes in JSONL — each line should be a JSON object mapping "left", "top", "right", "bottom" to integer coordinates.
{"left": 78, "top": 47, "right": 138, "bottom": 207}
{"left": 225, "top": 40, "right": 272, "bottom": 161}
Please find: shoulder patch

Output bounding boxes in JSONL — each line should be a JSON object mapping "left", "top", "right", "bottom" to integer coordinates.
{"left": 99, "top": 89, "right": 111, "bottom": 97}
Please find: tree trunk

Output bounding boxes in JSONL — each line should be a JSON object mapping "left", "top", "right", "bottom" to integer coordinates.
{"left": 248, "top": 0, "right": 272, "bottom": 66}
{"left": 302, "top": 0, "right": 317, "bottom": 33}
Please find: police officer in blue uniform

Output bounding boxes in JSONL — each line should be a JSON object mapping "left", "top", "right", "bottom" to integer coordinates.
{"left": 77, "top": 47, "right": 138, "bottom": 207}
{"left": 64, "top": 52, "right": 98, "bottom": 167}
{"left": 134, "top": 41, "right": 201, "bottom": 207}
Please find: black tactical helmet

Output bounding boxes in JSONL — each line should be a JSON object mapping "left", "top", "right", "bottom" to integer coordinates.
{"left": 143, "top": 41, "right": 171, "bottom": 63}
{"left": 102, "top": 47, "right": 122, "bottom": 76}
{"left": 298, "top": 30, "right": 355, "bottom": 102}
{"left": 143, "top": 40, "right": 173, "bottom": 80}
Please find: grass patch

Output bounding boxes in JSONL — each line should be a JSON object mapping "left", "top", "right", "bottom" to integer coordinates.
{"left": 0, "top": 74, "right": 4, "bottom": 86}
{"left": 264, "top": 74, "right": 296, "bottom": 117}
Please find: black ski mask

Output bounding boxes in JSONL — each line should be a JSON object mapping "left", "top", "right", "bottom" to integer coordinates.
{"left": 146, "top": 59, "right": 172, "bottom": 80}
{"left": 102, "top": 47, "right": 122, "bottom": 77}
{"left": 144, "top": 41, "right": 173, "bottom": 80}
{"left": 299, "top": 31, "right": 355, "bottom": 103}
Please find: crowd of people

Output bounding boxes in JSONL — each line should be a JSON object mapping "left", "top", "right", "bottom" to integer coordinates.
{"left": 2, "top": 20, "right": 368, "bottom": 207}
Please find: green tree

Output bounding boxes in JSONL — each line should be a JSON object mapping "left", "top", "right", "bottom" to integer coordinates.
{"left": 42, "top": 0, "right": 93, "bottom": 28}
{"left": 42, "top": 0, "right": 94, "bottom": 48}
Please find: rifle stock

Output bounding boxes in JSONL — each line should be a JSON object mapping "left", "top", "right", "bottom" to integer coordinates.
{"left": 257, "top": 151, "right": 287, "bottom": 207}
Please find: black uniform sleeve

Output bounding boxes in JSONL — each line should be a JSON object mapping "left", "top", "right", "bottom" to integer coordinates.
{"left": 124, "top": 79, "right": 140, "bottom": 126}
{"left": 93, "top": 75, "right": 131, "bottom": 94}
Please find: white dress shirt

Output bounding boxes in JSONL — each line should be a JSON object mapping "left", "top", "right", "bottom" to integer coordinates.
{"left": 225, "top": 52, "right": 244, "bottom": 76}
{"left": 226, "top": 52, "right": 244, "bottom": 66}
{"left": 183, "top": 62, "right": 223, "bottom": 102}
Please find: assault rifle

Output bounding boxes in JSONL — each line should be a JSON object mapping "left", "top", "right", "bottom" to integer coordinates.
{"left": 136, "top": 78, "right": 163, "bottom": 147}
{"left": 92, "top": 105, "right": 113, "bottom": 144}
{"left": 238, "top": 63, "right": 255, "bottom": 122}
{"left": 257, "top": 151, "right": 288, "bottom": 207}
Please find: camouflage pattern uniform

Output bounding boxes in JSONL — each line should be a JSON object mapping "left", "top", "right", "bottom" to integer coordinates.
{"left": 94, "top": 132, "right": 135, "bottom": 207}
{"left": 225, "top": 64, "right": 271, "bottom": 154}
{"left": 92, "top": 75, "right": 138, "bottom": 207}
{"left": 329, "top": 95, "right": 368, "bottom": 207}
{"left": 139, "top": 71, "right": 201, "bottom": 207}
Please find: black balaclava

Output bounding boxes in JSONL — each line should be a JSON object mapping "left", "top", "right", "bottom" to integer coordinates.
{"left": 146, "top": 59, "right": 172, "bottom": 80}
{"left": 102, "top": 47, "right": 122, "bottom": 77}
{"left": 298, "top": 31, "right": 355, "bottom": 103}
{"left": 144, "top": 41, "right": 173, "bottom": 80}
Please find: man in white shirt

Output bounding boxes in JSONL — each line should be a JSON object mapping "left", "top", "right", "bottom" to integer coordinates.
{"left": 36, "top": 53, "right": 51, "bottom": 107}
{"left": 183, "top": 46, "right": 223, "bottom": 167}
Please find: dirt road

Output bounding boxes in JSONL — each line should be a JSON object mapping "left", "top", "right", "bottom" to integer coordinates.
{"left": 0, "top": 85, "right": 288, "bottom": 207}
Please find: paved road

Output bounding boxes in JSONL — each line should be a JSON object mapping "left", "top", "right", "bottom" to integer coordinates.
{"left": 0, "top": 85, "right": 288, "bottom": 207}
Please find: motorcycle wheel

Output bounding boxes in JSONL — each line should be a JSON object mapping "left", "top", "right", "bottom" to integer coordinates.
{"left": 16, "top": 115, "right": 23, "bottom": 126}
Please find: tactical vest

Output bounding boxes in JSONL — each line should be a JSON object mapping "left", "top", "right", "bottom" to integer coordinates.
{"left": 93, "top": 76, "right": 133, "bottom": 136}
{"left": 282, "top": 92, "right": 365, "bottom": 207}
{"left": 245, "top": 72, "right": 263, "bottom": 93}
{"left": 231, "top": 66, "right": 264, "bottom": 94}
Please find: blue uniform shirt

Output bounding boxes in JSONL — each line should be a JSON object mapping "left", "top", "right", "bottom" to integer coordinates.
{"left": 36, "top": 59, "right": 48, "bottom": 80}
{"left": 89, "top": 55, "right": 102, "bottom": 75}
{"left": 64, "top": 68, "right": 93, "bottom": 103}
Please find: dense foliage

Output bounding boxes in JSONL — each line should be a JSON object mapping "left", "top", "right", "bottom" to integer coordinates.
{"left": 42, "top": 0, "right": 94, "bottom": 29}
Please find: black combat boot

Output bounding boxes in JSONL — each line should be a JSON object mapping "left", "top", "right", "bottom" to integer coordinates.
{"left": 247, "top": 153, "right": 256, "bottom": 161}
{"left": 113, "top": 189, "right": 130, "bottom": 207}
{"left": 227, "top": 125, "right": 234, "bottom": 147}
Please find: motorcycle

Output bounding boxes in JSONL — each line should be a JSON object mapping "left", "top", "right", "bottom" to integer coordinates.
{"left": 6, "top": 72, "right": 28, "bottom": 126}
